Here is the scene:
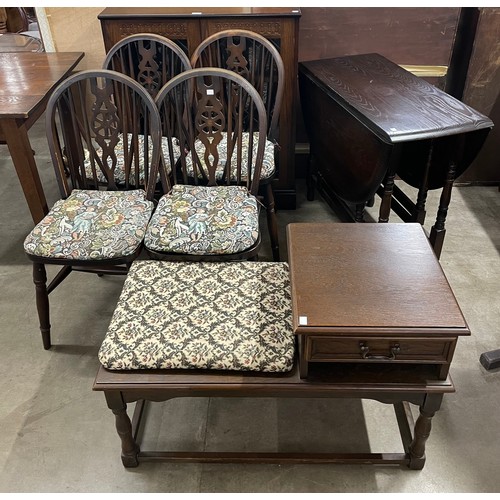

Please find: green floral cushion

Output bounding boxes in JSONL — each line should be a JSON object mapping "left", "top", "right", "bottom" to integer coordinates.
{"left": 144, "top": 185, "right": 259, "bottom": 255}
{"left": 184, "top": 133, "right": 276, "bottom": 181}
{"left": 24, "top": 189, "right": 154, "bottom": 260}
{"left": 84, "top": 133, "right": 175, "bottom": 185}
{"left": 98, "top": 260, "right": 295, "bottom": 372}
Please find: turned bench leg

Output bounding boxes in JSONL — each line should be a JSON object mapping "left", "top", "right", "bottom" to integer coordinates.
{"left": 408, "top": 393, "right": 443, "bottom": 470}
{"left": 105, "top": 391, "right": 140, "bottom": 467}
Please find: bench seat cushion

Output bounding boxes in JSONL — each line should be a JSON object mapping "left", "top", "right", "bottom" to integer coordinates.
{"left": 98, "top": 260, "right": 294, "bottom": 372}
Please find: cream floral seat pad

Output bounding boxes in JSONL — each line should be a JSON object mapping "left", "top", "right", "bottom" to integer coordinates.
{"left": 98, "top": 260, "right": 295, "bottom": 372}
{"left": 182, "top": 133, "right": 276, "bottom": 182}
{"left": 24, "top": 189, "right": 154, "bottom": 260}
{"left": 145, "top": 185, "right": 260, "bottom": 255}
{"left": 83, "top": 134, "right": 175, "bottom": 185}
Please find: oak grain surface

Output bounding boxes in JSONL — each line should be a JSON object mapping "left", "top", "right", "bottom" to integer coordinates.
{"left": 287, "top": 223, "right": 469, "bottom": 331}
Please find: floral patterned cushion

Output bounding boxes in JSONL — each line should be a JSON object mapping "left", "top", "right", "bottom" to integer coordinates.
{"left": 83, "top": 134, "right": 174, "bottom": 185}
{"left": 184, "top": 133, "right": 276, "bottom": 181}
{"left": 24, "top": 190, "right": 154, "bottom": 260}
{"left": 144, "top": 185, "right": 259, "bottom": 255}
{"left": 98, "top": 260, "right": 295, "bottom": 372}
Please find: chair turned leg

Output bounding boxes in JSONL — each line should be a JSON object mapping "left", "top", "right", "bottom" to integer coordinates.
{"left": 33, "top": 262, "right": 51, "bottom": 350}
{"left": 264, "top": 183, "right": 280, "bottom": 262}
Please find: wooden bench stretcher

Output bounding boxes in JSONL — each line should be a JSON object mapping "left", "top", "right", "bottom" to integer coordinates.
{"left": 93, "top": 360, "right": 454, "bottom": 470}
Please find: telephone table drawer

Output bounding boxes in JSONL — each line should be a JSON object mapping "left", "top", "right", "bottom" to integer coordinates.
{"left": 306, "top": 336, "right": 457, "bottom": 364}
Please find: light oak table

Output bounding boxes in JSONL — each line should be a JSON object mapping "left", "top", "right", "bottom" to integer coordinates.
{"left": 0, "top": 51, "right": 84, "bottom": 224}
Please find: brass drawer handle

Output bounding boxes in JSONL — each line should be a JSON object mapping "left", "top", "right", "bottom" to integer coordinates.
{"left": 359, "top": 342, "right": 401, "bottom": 360}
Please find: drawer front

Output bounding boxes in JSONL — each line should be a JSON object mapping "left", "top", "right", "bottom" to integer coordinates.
{"left": 306, "top": 336, "right": 456, "bottom": 364}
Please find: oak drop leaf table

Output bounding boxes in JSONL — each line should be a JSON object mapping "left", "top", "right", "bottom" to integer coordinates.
{"left": 299, "top": 53, "right": 493, "bottom": 258}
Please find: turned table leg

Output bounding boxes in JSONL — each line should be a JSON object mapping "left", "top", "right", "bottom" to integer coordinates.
{"left": 378, "top": 171, "right": 395, "bottom": 223}
{"left": 105, "top": 391, "right": 140, "bottom": 467}
{"left": 408, "top": 393, "right": 443, "bottom": 470}
{"left": 429, "top": 136, "right": 464, "bottom": 259}
{"left": 429, "top": 161, "right": 456, "bottom": 259}
{"left": 378, "top": 145, "right": 401, "bottom": 223}
{"left": 413, "top": 141, "right": 434, "bottom": 225}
